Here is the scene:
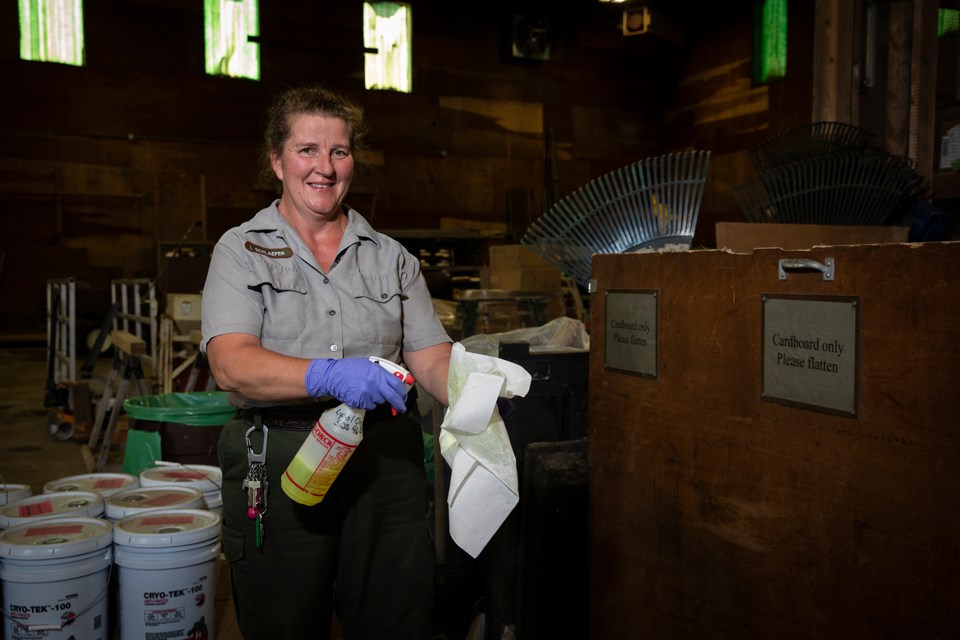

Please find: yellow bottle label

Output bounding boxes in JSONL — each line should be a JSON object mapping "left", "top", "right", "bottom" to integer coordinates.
{"left": 280, "top": 406, "right": 364, "bottom": 506}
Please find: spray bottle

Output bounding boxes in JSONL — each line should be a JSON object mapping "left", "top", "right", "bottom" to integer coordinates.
{"left": 280, "top": 357, "right": 415, "bottom": 506}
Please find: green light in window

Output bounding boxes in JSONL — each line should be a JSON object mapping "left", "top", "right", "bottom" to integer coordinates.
{"left": 19, "top": 0, "right": 84, "bottom": 66}
{"left": 754, "top": 0, "right": 787, "bottom": 85}
{"left": 364, "top": 2, "right": 412, "bottom": 93}
{"left": 204, "top": 0, "right": 260, "bottom": 80}
{"left": 939, "top": 9, "right": 959, "bottom": 37}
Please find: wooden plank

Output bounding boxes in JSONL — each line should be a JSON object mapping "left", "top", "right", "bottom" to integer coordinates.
{"left": 589, "top": 242, "right": 960, "bottom": 640}
{"left": 909, "top": 0, "right": 940, "bottom": 180}
{"left": 887, "top": 0, "right": 913, "bottom": 156}
{"left": 812, "top": 0, "right": 859, "bottom": 124}
{"left": 111, "top": 329, "right": 147, "bottom": 356}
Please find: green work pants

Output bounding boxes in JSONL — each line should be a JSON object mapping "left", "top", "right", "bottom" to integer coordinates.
{"left": 219, "top": 406, "right": 432, "bottom": 639}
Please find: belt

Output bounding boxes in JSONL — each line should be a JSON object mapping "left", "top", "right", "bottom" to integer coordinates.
{"left": 237, "top": 401, "right": 338, "bottom": 430}
{"left": 237, "top": 401, "right": 395, "bottom": 430}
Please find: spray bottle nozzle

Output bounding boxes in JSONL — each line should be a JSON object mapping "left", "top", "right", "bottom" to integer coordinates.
{"left": 368, "top": 357, "right": 415, "bottom": 415}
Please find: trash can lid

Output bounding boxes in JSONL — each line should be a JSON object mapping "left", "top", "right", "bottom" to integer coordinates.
{"left": 123, "top": 392, "right": 235, "bottom": 426}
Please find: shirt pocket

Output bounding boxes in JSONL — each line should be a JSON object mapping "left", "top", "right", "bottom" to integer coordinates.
{"left": 247, "top": 260, "right": 307, "bottom": 340}
{"left": 352, "top": 271, "right": 403, "bottom": 346}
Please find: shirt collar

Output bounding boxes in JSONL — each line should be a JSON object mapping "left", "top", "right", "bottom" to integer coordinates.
{"left": 239, "top": 200, "right": 382, "bottom": 250}
{"left": 343, "top": 206, "right": 382, "bottom": 249}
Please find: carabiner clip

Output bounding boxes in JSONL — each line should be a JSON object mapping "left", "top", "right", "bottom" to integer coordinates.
{"left": 244, "top": 413, "right": 268, "bottom": 465}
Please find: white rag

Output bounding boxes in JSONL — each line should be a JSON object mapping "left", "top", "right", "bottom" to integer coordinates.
{"left": 439, "top": 342, "right": 532, "bottom": 558}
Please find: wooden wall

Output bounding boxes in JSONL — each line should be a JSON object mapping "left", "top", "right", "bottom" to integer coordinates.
{"left": 0, "top": 0, "right": 812, "bottom": 334}
{"left": 668, "top": 1, "right": 816, "bottom": 247}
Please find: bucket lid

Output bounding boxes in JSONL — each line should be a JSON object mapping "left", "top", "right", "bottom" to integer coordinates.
{"left": 105, "top": 486, "right": 205, "bottom": 520}
{"left": 139, "top": 464, "right": 222, "bottom": 493}
{"left": 0, "top": 484, "right": 32, "bottom": 507}
{"left": 113, "top": 509, "right": 221, "bottom": 547}
{"left": 43, "top": 473, "right": 139, "bottom": 497}
{"left": 0, "top": 517, "right": 113, "bottom": 559}
{"left": 0, "top": 491, "right": 105, "bottom": 529}
{"left": 203, "top": 490, "right": 222, "bottom": 508}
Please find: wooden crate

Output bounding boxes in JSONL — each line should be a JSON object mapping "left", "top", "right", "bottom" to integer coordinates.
{"left": 588, "top": 242, "right": 960, "bottom": 640}
{"left": 716, "top": 222, "right": 910, "bottom": 253}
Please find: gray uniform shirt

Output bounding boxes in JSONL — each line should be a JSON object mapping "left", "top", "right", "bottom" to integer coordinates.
{"left": 200, "top": 200, "right": 451, "bottom": 408}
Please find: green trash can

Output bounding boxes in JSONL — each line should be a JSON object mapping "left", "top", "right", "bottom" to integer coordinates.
{"left": 123, "top": 392, "right": 235, "bottom": 474}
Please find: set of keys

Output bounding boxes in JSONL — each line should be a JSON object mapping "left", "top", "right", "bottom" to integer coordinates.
{"left": 243, "top": 423, "right": 269, "bottom": 550}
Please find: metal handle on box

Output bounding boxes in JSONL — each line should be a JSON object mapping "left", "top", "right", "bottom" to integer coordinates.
{"left": 778, "top": 258, "right": 835, "bottom": 281}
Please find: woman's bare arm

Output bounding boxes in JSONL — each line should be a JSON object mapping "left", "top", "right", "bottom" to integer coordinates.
{"left": 404, "top": 342, "right": 452, "bottom": 406}
{"left": 206, "top": 333, "right": 312, "bottom": 402}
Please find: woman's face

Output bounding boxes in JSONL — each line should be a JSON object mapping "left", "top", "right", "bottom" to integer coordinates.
{"left": 271, "top": 113, "right": 354, "bottom": 220}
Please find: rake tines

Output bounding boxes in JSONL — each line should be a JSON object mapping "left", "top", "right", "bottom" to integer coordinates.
{"left": 521, "top": 151, "right": 711, "bottom": 288}
{"left": 731, "top": 149, "right": 924, "bottom": 226}
{"left": 749, "top": 121, "right": 875, "bottom": 175}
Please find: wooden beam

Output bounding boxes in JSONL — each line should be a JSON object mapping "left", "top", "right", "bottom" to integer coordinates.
{"left": 812, "top": 0, "right": 860, "bottom": 124}
{"left": 887, "top": 0, "right": 914, "bottom": 157}
{"left": 110, "top": 329, "right": 147, "bottom": 357}
{"left": 910, "top": 0, "right": 940, "bottom": 180}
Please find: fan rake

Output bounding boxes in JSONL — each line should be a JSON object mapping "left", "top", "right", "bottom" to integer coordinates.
{"left": 521, "top": 151, "right": 711, "bottom": 288}
{"left": 748, "top": 121, "right": 875, "bottom": 175}
{"left": 732, "top": 148, "right": 925, "bottom": 226}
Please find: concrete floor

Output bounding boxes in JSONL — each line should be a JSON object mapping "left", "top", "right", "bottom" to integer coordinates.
{"left": 0, "top": 344, "right": 112, "bottom": 493}
{"left": 0, "top": 343, "right": 243, "bottom": 640}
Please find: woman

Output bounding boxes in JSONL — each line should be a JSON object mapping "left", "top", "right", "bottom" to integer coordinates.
{"left": 201, "top": 84, "right": 452, "bottom": 639}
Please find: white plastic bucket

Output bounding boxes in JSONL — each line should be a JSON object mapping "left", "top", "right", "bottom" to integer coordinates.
{"left": 113, "top": 509, "right": 221, "bottom": 640}
{"left": 139, "top": 463, "right": 222, "bottom": 513}
{"left": 0, "top": 491, "right": 105, "bottom": 530}
{"left": 202, "top": 489, "right": 222, "bottom": 515}
{"left": 0, "top": 517, "right": 113, "bottom": 639}
{"left": 43, "top": 472, "right": 139, "bottom": 498}
{"left": 104, "top": 486, "right": 205, "bottom": 522}
{"left": 0, "top": 484, "right": 32, "bottom": 507}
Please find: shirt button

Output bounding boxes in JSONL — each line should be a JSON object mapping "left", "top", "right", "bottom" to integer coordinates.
{"left": 328, "top": 310, "right": 336, "bottom": 316}
{"left": 323, "top": 277, "right": 329, "bottom": 284}
{"left": 330, "top": 344, "right": 339, "bottom": 352}
{"left": 380, "top": 293, "right": 387, "bottom": 299}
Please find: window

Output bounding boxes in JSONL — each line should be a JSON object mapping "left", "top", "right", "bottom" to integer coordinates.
{"left": 939, "top": 8, "right": 959, "bottom": 37}
{"left": 363, "top": 2, "right": 412, "bottom": 92}
{"left": 19, "top": 0, "right": 84, "bottom": 66}
{"left": 204, "top": 0, "right": 260, "bottom": 80}
{"left": 753, "top": 0, "right": 787, "bottom": 85}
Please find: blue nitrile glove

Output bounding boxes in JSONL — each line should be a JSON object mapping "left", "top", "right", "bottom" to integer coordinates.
{"left": 305, "top": 358, "right": 408, "bottom": 413}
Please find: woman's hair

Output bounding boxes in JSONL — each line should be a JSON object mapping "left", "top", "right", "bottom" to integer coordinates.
{"left": 256, "top": 84, "right": 370, "bottom": 193}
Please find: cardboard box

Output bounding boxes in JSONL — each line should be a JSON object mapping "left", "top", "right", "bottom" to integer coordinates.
{"left": 716, "top": 222, "right": 909, "bottom": 254}
{"left": 488, "top": 244, "right": 555, "bottom": 269}
{"left": 166, "top": 293, "right": 202, "bottom": 322}
{"left": 487, "top": 244, "right": 562, "bottom": 291}
{"left": 488, "top": 267, "right": 561, "bottom": 291}
{"left": 166, "top": 294, "right": 202, "bottom": 336}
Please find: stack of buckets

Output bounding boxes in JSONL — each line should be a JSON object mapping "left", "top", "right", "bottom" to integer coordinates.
{"left": 0, "top": 464, "right": 222, "bottom": 639}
